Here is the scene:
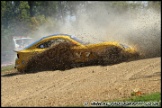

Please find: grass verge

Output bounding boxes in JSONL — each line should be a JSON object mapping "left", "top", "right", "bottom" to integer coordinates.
{"left": 125, "top": 92, "right": 161, "bottom": 102}
{"left": 66, "top": 92, "right": 161, "bottom": 107}
{"left": 1, "top": 65, "right": 15, "bottom": 72}
{"left": 100, "top": 92, "right": 161, "bottom": 107}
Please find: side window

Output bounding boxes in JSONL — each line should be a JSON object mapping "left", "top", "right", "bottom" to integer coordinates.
{"left": 38, "top": 41, "right": 51, "bottom": 48}
{"left": 37, "top": 38, "right": 72, "bottom": 49}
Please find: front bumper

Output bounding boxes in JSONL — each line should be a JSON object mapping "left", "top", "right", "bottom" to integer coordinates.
{"left": 15, "top": 58, "right": 26, "bottom": 72}
{"left": 15, "top": 58, "right": 19, "bottom": 69}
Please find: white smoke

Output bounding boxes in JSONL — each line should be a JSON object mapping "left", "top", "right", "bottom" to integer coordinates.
{"left": 28, "top": 2, "right": 161, "bottom": 57}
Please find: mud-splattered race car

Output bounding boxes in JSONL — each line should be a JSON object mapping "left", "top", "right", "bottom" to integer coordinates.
{"left": 14, "top": 34, "right": 139, "bottom": 72}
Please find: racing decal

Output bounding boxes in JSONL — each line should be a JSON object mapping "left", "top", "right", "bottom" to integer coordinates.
{"left": 75, "top": 52, "right": 91, "bottom": 58}
{"left": 33, "top": 51, "right": 39, "bottom": 55}
{"left": 85, "top": 52, "right": 91, "bottom": 57}
{"left": 75, "top": 52, "right": 82, "bottom": 58}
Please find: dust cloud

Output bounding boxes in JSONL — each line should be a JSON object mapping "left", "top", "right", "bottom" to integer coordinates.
{"left": 29, "top": 1, "right": 161, "bottom": 58}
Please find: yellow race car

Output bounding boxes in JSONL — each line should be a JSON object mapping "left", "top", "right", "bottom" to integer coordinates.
{"left": 14, "top": 34, "right": 139, "bottom": 72}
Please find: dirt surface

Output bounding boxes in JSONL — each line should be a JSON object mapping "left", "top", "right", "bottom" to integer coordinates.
{"left": 1, "top": 57, "right": 161, "bottom": 107}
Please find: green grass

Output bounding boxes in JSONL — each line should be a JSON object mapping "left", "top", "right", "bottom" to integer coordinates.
{"left": 1, "top": 65, "right": 15, "bottom": 72}
{"left": 125, "top": 92, "right": 161, "bottom": 102}
{"left": 69, "top": 92, "right": 161, "bottom": 107}
{"left": 101, "top": 92, "right": 161, "bottom": 107}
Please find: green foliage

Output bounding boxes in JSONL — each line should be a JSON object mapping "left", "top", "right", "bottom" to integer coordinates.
{"left": 1, "top": 1, "right": 161, "bottom": 51}
{"left": 30, "top": 15, "right": 47, "bottom": 31}
{"left": 1, "top": 1, "right": 6, "bottom": 17}
{"left": 19, "top": 1, "right": 30, "bottom": 9}
{"left": 1, "top": 27, "right": 15, "bottom": 51}
{"left": 19, "top": 1, "right": 30, "bottom": 20}
{"left": 147, "top": 1, "right": 161, "bottom": 11}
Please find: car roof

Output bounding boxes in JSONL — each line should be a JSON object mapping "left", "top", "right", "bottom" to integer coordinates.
{"left": 23, "top": 34, "right": 84, "bottom": 50}
{"left": 42, "top": 33, "right": 72, "bottom": 39}
{"left": 41, "top": 33, "right": 84, "bottom": 44}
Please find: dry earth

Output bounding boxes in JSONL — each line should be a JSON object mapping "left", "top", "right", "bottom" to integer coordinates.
{"left": 1, "top": 57, "right": 161, "bottom": 107}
